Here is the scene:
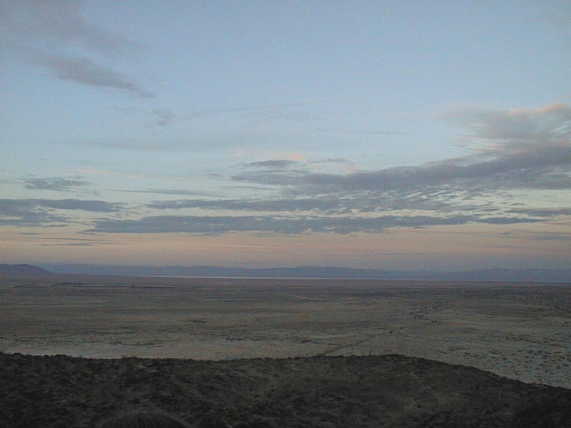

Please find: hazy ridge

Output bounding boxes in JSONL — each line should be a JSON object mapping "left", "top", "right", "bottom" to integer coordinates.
{"left": 0, "top": 264, "right": 51, "bottom": 276}
{"left": 36, "top": 263, "right": 571, "bottom": 282}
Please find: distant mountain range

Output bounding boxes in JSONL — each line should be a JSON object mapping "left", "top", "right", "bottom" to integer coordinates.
{"left": 36, "top": 263, "right": 571, "bottom": 282}
{"left": 0, "top": 264, "right": 51, "bottom": 276}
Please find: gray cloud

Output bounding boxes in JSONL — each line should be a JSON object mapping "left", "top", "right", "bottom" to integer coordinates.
{"left": 33, "top": 55, "right": 154, "bottom": 98}
{"left": 0, "top": 199, "right": 122, "bottom": 213}
{"left": 70, "top": 104, "right": 571, "bottom": 236}
{"left": 1, "top": 0, "right": 152, "bottom": 97}
{"left": 90, "top": 103, "right": 570, "bottom": 238}
{"left": 90, "top": 213, "right": 541, "bottom": 235}
{"left": 0, "top": 198, "right": 121, "bottom": 227}
{"left": 147, "top": 193, "right": 456, "bottom": 214}
{"left": 504, "top": 171, "right": 571, "bottom": 190}
{"left": 509, "top": 208, "right": 571, "bottom": 218}
{"left": 148, "top": 198, "right": 346, "bottom": 213}
{"left": 24, "top": 176, "right": 90, "bottom": 191}
{"left": 244, "top": 160, "right": 301, "bottom": 169}
{"left": 232, "top": 105, "right": 571, "bottom": 199}
{"left": 241, "top": 158, "right": 353, "bottom": 173}
{"left": 233, "top": 145, "right": 571, "bottom": 194}
{"left": 233, "top": 169, "right": 309, "bottom": 187}
{"left": 310, "top": 158, "right": 353, "bottom": 165}
{"left": 37, "top": 199, "right": 122, "bottom": 212}
{"left": 447, "top": 104, "right": 571, "bottom": 152}
{"left": 206, "top": 104, "right": 571, "bottom": 232}
{"left": 152, "top": 109, "right": 176, "bottom": 127}
{"left": 0, "top": 0, "right": 133, "bottom": 54}
{"left": 0, "top": 203, "right": 67, "bottom": 227}
{"left": 117, "top": 188, "right": 217, "bottom": 197}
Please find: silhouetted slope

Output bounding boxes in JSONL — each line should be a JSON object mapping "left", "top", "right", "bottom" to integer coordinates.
{"left": 1, "top": 353, "right": 570, "bottom": 428}
{"left": 0, "top": 264, "right": 51, "bottom": 276}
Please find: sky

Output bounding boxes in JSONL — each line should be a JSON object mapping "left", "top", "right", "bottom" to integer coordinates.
{"left": 1, "top": 0, "right": 570, "bottom": 270}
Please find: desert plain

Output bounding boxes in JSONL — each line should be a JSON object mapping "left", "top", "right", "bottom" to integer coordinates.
{"left": 1, "top": 274, "right": 570, "bottom": 389}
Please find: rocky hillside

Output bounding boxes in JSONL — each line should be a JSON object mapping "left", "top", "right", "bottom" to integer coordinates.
{"left": 1, "top": 352, "right": 570, "bottom": 428}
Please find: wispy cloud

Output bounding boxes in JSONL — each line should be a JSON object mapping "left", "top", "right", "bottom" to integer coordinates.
{"left": 310, "top": 158, "right": 353, "bottom": 165}
{"left": 36, "top": 199, "right": 122, "bottom": 212}
{"left": 84, "top": 140, "right": 187, "bottom": 152}
{"left": 116, "top": 188, "right": 217, "bottom": 197}
{"left": 509, "top": 208, "right": 571, "bottom": 218}
{"left": 0, "top": 0, "right": 134, "bottom": 54}
{"left": 152, "top": 109, "right": 176, "bottom": 127}
{"left": 90, "top": 213, "right": 542, "bottom": 235}
{"left": 314, "top": 128, "right": 406, "bottom": 136}
{"left": 76, "top": 103, "right": 571, "bottom": 237}
{"left": 0, "top": 202, "right": 67, "bottom": 227}
{"left": 147, "top": 194, "right": 455, "bottom": 215}
{"left": 244, "top": 160, "right": 301, "bottom": 169}
{"left": 148, "top": 198, "right": 346, "bottom": 213}
{"left": 38, "top": 237, "right": 113, "bottom": 247}
{"left": 1, "top": 0, "right": 152, "bottom": 97}
{"left": 185, "top": 102, "right": 313, "bottom": 120}
{"left": 0, "top": 198, "right": 122, "bottom": 227}
{"left": 32, "top": 54, "right": 154, "bottom": 98}
{"left": 23, "top": 176, "right": 90, "bottom": 192}
{"left": 233, "top": 104, "right": 571, "bottom": 197}
{"left": 233, "top": 145, "right": 571, "bottom": 193}
{"left": 446, "top": 103, "right": 571, "bottom": 153}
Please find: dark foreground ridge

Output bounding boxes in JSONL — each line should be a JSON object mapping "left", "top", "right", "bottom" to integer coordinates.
{"left": 1, "top": 353, "right": 570, "bottom": 428}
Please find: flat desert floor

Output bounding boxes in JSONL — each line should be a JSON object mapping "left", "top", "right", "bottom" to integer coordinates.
{"left": 1, "top": 274, "right": 570, "bottom": 389}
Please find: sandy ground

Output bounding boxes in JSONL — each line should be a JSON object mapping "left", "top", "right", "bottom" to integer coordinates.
{"left": 1, "top": 274, "right": 571, "bottom": 389}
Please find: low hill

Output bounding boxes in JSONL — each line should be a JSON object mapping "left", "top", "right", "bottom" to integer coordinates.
{"left": 1, "top": 352, "right": 570, "bottom": 427}
{"left": 0, "top": 264, "right": 51, "bottom": 276}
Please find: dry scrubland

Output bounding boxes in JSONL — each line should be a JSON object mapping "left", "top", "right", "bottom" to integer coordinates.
{"left": 1, "top": 274, "right": 571, "bottom": 388}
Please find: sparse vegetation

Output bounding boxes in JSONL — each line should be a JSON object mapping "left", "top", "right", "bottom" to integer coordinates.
{"left": 1, "top": 352, "right": 571, "bottom": 428}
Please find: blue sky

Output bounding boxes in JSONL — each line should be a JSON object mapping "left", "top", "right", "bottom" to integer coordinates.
{"left": 1, "top": 0, "right": 570, "bottom": 269}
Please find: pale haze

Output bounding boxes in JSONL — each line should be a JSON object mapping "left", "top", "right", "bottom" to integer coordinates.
{"left": 1, "top": 0, "right": 570, "bottom": 270}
